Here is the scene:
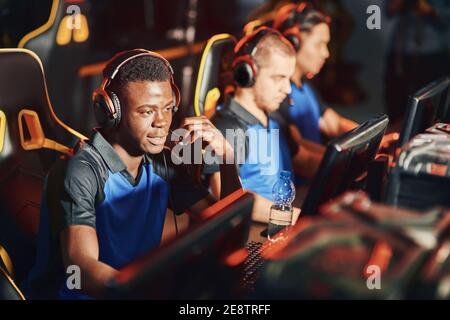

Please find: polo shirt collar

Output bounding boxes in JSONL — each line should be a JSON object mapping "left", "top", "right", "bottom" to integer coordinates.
{"left": 224, "top": 96, "right": 265, "bottom": 127}
{"left": 90, "top": 130, "right": 127, "bottom": 173}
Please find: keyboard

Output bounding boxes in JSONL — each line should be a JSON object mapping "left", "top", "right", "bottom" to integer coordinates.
{"left": 242, "top": 241, "right": 266, "bottom": 292}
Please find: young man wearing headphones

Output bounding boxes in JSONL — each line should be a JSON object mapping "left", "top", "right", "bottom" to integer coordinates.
{"left": 205, "top": 27, "right": 323, "bottom": 224}
{"left": 27, "top": 49, "right": 241, "bottom": 299}
{"left": 273, "top": 2, "right": 358, "bottom": 145}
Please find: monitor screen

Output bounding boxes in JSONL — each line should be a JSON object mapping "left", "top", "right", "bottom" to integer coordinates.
{"left": 300, "top": 114, "right": 389, "bottom": 216}
{"left": 106, "top": 190, "right": 254, "bottom": 299}
{"left": 399, "top": 77, "right": 450, "bottom": 147}
{"left": 437, "top": 78, "right": 450, "bottom": 124}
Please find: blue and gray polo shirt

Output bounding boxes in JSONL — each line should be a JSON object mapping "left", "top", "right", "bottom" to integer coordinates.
{"left": 27, "top": 131, "right": 208, "bottom": 299}
{"left": 205, "top": 97, "right": 298, "bottom": 201}
{"left": 279, "top": 81, "right": 326, "bottom": 145}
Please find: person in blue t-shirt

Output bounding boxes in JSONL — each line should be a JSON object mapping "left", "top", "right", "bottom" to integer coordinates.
{"left": 27, "top": 49, "right": 241, "bottom": 299}
{"left": 205, "top": 27, "right": 323, "bottom": 224}
{"left": 273, "top": 3, "right": 358, "bottom": 146}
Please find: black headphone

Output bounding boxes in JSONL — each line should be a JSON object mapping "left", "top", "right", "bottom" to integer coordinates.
{"left": 232, "top": 26, "right": 286, "bottom": 88}
{"left": 92, "top": 49, "right": 181, "bottom": 129}
{"left": 272, "top": 2, "right": 315, "bottom": 51}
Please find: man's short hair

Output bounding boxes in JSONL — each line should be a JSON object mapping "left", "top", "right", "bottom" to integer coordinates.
{"left": 107, "top": 55, "right": 172, "bottom": 94}
{"left": 253, "top": 33, "right": 295, "bottom": 68}
{"left": 299, "top": 10, "right": 329, "bottom": 34}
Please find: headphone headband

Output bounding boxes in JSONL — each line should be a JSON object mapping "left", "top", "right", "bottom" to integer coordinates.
{"left": 273, "top": 2, "right": 328, "bottom": 34}
{"left": 105, "top": 49, "right": 175, "bottom": 80}
{"left": 232, "top": 27, "right": 292, "bottom": 88}
{"left": 233, "top": 26, "right": 282, "bottom": 61}
{"left": 102, "top": 49, "right": 175, "bottom": 85}
{"left": 272, "top": 2, "right": 327, "bottom": 52}
{"left": 93, "top": 49, "right": 181, "bottom": 129}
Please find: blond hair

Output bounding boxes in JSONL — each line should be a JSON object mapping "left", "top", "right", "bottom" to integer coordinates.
{"left": 253, "top": 33, "right": 295, "bottom": 68}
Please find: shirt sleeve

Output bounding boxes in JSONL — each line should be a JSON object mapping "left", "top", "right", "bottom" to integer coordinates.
{"left": 46, "top": 159, "right": 98, "bottom": 231}
{"left": 307, "top": 82, "right": 328, "bottom": 116}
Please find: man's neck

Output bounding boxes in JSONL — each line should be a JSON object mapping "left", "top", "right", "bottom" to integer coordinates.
{"left": 292, "top": 68, "right": 303, "bottom": 88}
{"left": 102, "top": 130, "right": 144, "bottom": 179}
{"left": 111, "top": 143, "right": 143, "bottom": 178}
{"left": 234, "top": 89, "right": 268, "bottom": 127}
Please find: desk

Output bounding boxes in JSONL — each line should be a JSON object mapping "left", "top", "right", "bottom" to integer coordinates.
{"left": 246, "top": 184, "right": 310, "bottom": 245}
{"left": 248, "top": 221, "right": 267, "bottom": 244}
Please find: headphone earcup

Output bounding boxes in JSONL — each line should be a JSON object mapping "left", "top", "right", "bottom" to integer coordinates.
{"left": 233, "top": 61, "right": 255, "bottom": 88}
{"left": 108, "top": 91, "right": 121, "bottom": 128}
{"left": 93, "top": 92, "right": 114, "bottom": 129}
{"left": 286, "top": 33, "right": 301, "bottom": 51}
{"left": 92, "top": 90, "right": 121, "bottom": 129}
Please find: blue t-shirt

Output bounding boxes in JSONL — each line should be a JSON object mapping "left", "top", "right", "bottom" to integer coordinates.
{"left": 27, "top": 131, "right": 208, "bottom": 299}
{"left": 239, "top": 119, "right": 293, "bottom": 200}
{"left": 284, "top": 81, "right": 325, "bottom": 144}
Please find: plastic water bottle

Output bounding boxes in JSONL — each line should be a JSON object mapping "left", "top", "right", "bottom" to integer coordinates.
{"left": 268, "top": 171, "right": 296, "bottom": 242}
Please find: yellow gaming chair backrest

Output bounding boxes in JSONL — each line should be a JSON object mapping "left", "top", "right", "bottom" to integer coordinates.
{"left": 18, "top": 0, "right": 91, "bottom": 135}
{"left": 194, "top": 34, "right": 237, "bottom": 118}
{"left": 0, "top": 48, "right": 87, "bottom": 283}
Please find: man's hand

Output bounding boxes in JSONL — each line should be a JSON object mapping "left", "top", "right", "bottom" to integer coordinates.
{"left": 178, "top": 116, "right": 234, "bottom": 162}
{"left": 380, "top": 132, "right": 399, "bottom": 150}
{"left": 292, "top": 207, "right": 301, "bottom": 225}
{"left": 319, "top": 109, "right": 341, "bottom": 137}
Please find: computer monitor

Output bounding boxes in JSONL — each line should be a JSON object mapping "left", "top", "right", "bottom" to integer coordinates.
{"left": 106, "top": 190, "right": 254, "bottom": 299}
{"left": 301, "top": 114, "right": 389, "bottom": 216}
{"left": 398, "top": 77, "right": 450, "bottom": 147}
{"left": 437, "top": 78, "right": 450, "bottom": 123}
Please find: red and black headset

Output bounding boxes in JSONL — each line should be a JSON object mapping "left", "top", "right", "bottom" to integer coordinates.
{"left": 92, "top": 49, "right": 181, "bottom": 129}
{"left": 272, "top": 2, "right": 319, "bottom": 52}
{"left": 232, "top": 26, "right": 291, "bottom": 88}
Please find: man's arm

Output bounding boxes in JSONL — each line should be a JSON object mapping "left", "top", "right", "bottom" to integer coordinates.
{"left": 60, "top": 225, "right": 118, "bottom": 298}
{"left": 287, "top": 123, "right": 324, "bottom": 178}
{"left": 180, "top": 116, "right": 242, "bottom": 216}
{"left": 55, "top": 161, "right": 118, "bottom": 298}
{"left": 209, "top": 173, "right": 300, "bottom": 224}
{"left": 298, "top": 137, "right": 326, "bottom": 154}
{"left": 291, "top": 144, "right": 323, "bottom": 179}
{"left": 319, "top": 108, "right": 358, "bottom": 138}
{"left": 288, "top": 124, "right": 325, "bottom": 154}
